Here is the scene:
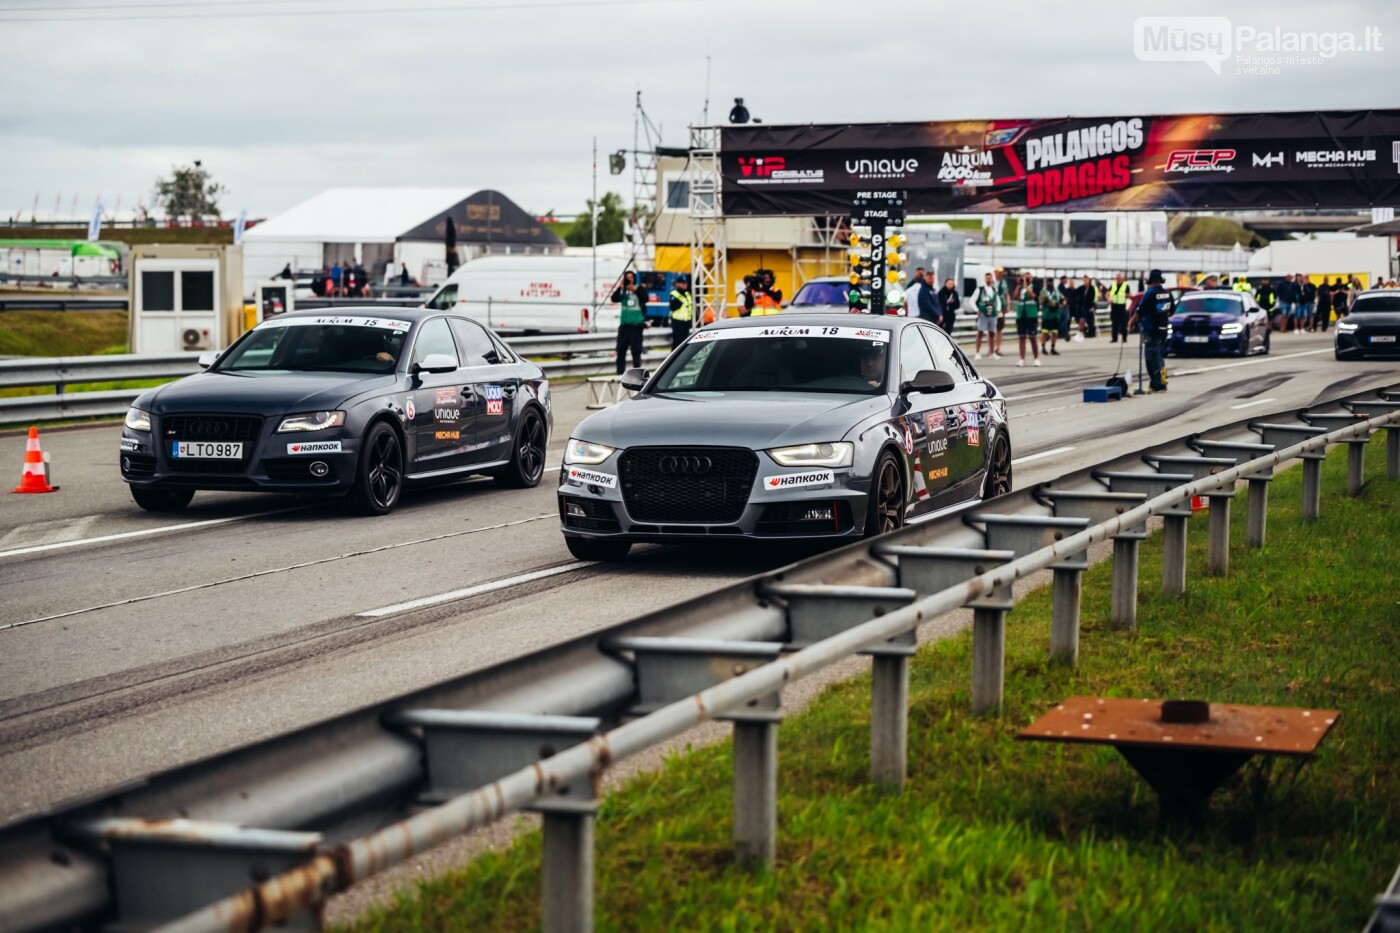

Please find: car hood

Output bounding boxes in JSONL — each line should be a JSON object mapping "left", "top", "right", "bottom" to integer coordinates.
{"left": 139, "top": 370, "right": 400, "bottom": 414}
{"left": 1171, "top": 311, "right": 1239, "bottom": 325}
{"left": 575, "top": 392, "right": 891, "bottom": 449}
{"left": 1345, "top": 312, "right": 1400, "bottom": 326}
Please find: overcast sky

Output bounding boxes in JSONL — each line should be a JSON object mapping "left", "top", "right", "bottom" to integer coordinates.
{"left": 1, "top": 0, "right": 1397, "bottom": 221}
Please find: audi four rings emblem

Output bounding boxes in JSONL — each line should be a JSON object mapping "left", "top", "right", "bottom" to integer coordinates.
{"left": 188, "top": 421, "right": 229, "bottom": 435}
{"left": 659, "top": 455, "right": 713, "bottom": 474}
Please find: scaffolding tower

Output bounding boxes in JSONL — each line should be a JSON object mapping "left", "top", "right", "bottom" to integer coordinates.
{"left": 630, "top": 92, "right": 661, "bottom": 267}
{"left": 687, "top": 124, "right": 726, "bottom": 323}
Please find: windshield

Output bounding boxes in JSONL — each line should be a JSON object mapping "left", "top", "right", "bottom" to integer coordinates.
{"left": 1176, "top": 295, "right": 1244, "bottom": 315}
{"left": 790, "top": 282, "right": 850, "bottom": 306}
{"left": 1349, "top": 295, "right": 1400, "bottom": 314}
{"left": 653, "top": 325, "right": 890, "bottom": 395}
{"left": 217, "top": 316, "right": 410, "bottom": 374}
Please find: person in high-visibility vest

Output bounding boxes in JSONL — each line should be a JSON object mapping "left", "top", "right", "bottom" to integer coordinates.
{"left": 668, "top": 276, "right": 693, "bottom": 349}
{"left": 748, "top": 269, "right": 783, "bottom": 316}
{"left": 1108, "top": 273, "right": 1131, "bottom": 344}
{"left": 1231, "top": 276, "right": 1254, "bottom": 295}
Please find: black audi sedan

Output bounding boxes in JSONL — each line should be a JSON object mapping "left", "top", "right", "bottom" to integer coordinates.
{"left": 1166, "top": 291, "right": 1270, "bottom": 357}
{"left": 120, "top": 308, "right": 551, "bottom": 514}
{"left": 558, "top": 315, "right": 1012, "bottom": 561}
{"left": 1334, "top": 291, "right": 1400, "bottom": 360}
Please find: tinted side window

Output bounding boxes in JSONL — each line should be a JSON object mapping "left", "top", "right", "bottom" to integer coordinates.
{"left": 449, "top": 317, "right": 500, "bottom": 367}
{"left": 412, "top": 317, "right": 459, "bottom": 366}
{"left": 899, "top": 326, "right": 937, "bottom": 383}
{"left": 427, "top": 284, "right": 457, "bottom": 311}
{"left": 924, "top": 327, "right": 973, "bottom": 382}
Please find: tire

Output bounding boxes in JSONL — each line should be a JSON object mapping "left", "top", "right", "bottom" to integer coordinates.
{"left": 347, "top": 421, "right": 404, "bottom": 516}
{"left": 565, "top": 535, "right": 631, "bottom": 561}
{"left": 495, "top": 408, "right": 547, "bottom": 489}
{"left": 863, "top": 451, "right": 905, "bottom": 538}
{"left": 981, "top": 431, "right": 1014, "bottom": 500}
{"left": 130, "top": 486, "right": 194, "bottom": 512}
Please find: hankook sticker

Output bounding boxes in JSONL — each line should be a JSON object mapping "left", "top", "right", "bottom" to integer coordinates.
{"left": 567, "top": 467, "right": 618, "bottom": 489}
{"left": 763, "top": 469, "right": 836, "bottom": 489}
{"left": 287, "top": 441, "right": 343, "bottom": 454}
{"left": 120, "top": 437, "right": 141, "bottom": 451}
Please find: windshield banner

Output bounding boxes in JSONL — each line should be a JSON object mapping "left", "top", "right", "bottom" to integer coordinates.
{"left": 721, "top": 108, "right": 1400, "bottom": 215}
{"left": 258, "top": 315, "right": 413, "bottom": 331}
{"left": 689, "top": 324, "right": 890, "bottom": 343}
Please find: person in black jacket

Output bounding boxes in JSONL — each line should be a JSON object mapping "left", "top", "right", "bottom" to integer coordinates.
{"left": 936, "top": 277, "right": 959, "bottom": 333}
{"left": 1314, "top": 279, "right": 1332, "bottom": 332}
{"left": 917, "top": 273, "right": 941, "bottom": 324}
{"left": 1297, "top": 274, "right": 1316, "bottom": 331}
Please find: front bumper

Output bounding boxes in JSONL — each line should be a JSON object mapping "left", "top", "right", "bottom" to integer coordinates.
{"left": 557, "top": 451, "right": 871, "bottom": 542}
{"left": 120, "top": 423, "right": 360, "bottom": 494}
{"left": 1168, "top": 332, "right": 1239, "bottom": 355}
{"left": 1335, "top": 329, "right": 1400, "bottom": 358}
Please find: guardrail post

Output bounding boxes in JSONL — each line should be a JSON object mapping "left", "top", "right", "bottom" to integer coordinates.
{"left": 1207, "top": 494, "right": 1231, "bottom": 576}
{"left": 1246, "top": 478, "right": 1269, "bottom": 549}
{"left": 1050, "top": 568, "right": 1081, "bottom": 664}
{"left": 1346, "top": 437, "right": 1367, "bottom": 496}
{"left": 542, "top": 812, "right": 594, "bottom": 933}
{"left": 1302, "top": 459, "right": 1322, "bottom": 521}
{"left": 971, "top": 607, "right": 1006, "bottom": 716}
{"left": 1111, "top": 537, "right": 1139, "bottom": 629}
{"left": 870, "top": 655, "right": 909, "bottom": 790}
{"left": 1388, "top": 428, "right": 1400, "bottom": 480}
{"left": 1162, "top": 514, "right": 1188, "bottom": 596}
{"left": 733, "top": 719, "right": 777, "bottom": 864}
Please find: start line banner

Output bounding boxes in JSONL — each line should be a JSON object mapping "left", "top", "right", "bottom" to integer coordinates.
{"left": 720, "top": 109, "right": 1400, "bottom": 215}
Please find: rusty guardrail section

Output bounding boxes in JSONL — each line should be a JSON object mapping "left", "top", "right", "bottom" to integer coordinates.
{"left": 0, "top": 385, "right": 1396, "bottom": 932}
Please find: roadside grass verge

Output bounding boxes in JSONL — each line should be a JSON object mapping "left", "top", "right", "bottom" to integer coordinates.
{"left": 0, "top": 310, "right": 128, "bottom": 357}
{"left": 344, "top": 447, "right": 1399, "bottom": 931}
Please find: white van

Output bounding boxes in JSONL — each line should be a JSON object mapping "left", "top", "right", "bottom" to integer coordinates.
{"left": 423, "top": 255, "right": 631, "bottom": 335}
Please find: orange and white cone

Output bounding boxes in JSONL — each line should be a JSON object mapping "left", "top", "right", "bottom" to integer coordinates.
{"left": 12, "top": 426, "right": 58, "bottom": 493}
{"left": 912, "top": 453, "right": 929, "bottom": 500}
{"left": 1191, "top": 494, "right": 1207, "bottom": 511}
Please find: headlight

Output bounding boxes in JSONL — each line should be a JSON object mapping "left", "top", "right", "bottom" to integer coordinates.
{"left": 767, "top": 442, "right": 854, "bottom": 468}
{"left": 564, "top": 438, "right": 616, "bottom": 465}
{"left": 1219, "top": 322, "right": 1243, "bottom": 335}
{"left": 1336, "top": 321, "right": 1358, "bottom": 333}
{"left": 276, "top": 410, "right": 346, "bottom": 433}
{"left": 124, "top": 407, "right": 151, "bottom": 432}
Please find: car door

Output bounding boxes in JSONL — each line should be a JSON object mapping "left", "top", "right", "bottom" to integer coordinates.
{"left": 449, "top": 316, "right": 519, "bottom": 464}
{"left": 407, "top": 316, "right": 470, "bottom": 473}
{"left": 923, "top": 326, "right": 992, "bottom": 505}
{"left": 894, "top": 325, "right": 954, "bottom": 516}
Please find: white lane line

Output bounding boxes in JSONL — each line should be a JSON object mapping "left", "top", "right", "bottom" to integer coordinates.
{"left": 0, "top": 506, "right": 313, "bottom": 560}
{"left": 1011, "top": 446, "right": 1075, "bottom": 466}
{"left": 1172, "top": 347, "right": 1330, "bottom": 376}
{"left": 1229, "top": 397, "right": 1278, "bottom": 410}
{"left": 0, "top": 513, "right": 555, "bottom": 633}
{"left": 357, "top": 562, "right": 588, "bottom": 618}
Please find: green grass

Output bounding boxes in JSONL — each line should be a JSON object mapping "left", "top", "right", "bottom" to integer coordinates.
{"left": 0, "top": 224, "right": 233, "bottom": 245}
{"left": 343, "top": 447, "right": 1400, "bottom": 931}
{"left": 0, "top": 310, "right": 128, "bottom": 357}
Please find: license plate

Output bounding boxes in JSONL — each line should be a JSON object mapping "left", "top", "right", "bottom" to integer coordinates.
{"left": 1185, "top": 335, "right": 1210, "bottom": 344}
{"left": 1371, "top": 335, "right": 1396, "bottom": 343}
{"left": 171, "top": 441, "right": 243, "bottom": 459}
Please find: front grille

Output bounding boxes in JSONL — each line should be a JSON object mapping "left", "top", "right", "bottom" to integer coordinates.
{"left": 263, "top": 458, "right": 336, "bottom": 482}
{"left": 559, "top": 495, "right": 621, "bottom": 532}
{"left": 160, "top": 414, "right": 262, "bottom": 474}
{"left": 1179, "top": 315, "right": 1213, "bottom": 336}
{"left": 120, "top": 453, "right": 156, "bottom": 477}
{"left": 619, "top": 447, "right": 758, "bottom": 524}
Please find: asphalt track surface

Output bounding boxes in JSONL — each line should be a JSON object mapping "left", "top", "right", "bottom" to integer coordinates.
{"left": 0, "top": 330, "right": 1390, "bottom": 826}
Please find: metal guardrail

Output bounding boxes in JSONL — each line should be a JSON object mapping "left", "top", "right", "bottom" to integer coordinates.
{"left": 0, "top": 333, "right": 674, "bottom": 424}
{"left": 0, "top": 296, "right": 129, "bottom": 312}
{"left": 0, "top": 386, "right": 1395, "bottom": 931}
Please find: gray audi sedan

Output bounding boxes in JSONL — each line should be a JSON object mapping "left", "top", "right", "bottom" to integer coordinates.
{"left": 559, "top": 314, "right": 1011, "bottom": 561}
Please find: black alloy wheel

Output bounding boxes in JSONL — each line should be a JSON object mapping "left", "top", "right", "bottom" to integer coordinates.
{"left": 983, "top": 432, "right": 1014, "bottom": 499}
{"left": 496, "top": 409, "right": 547, "bottom": 488}
{"left": 348, "top": 422, "right": 404, "bottom": 515}
{"left": 130, "top": 486, "right": 195, "bottom": 512}
{"left": 864, "top": 451, "right": 905, "bottom": 538}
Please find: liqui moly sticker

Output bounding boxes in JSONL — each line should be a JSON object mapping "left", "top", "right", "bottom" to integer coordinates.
{"left": 967, "top": 427, "right": 981, "bottom": 447}
{"left": 567, "top": 467, "right": 618, "bottom": 489}
{"left": 287, "top": 441, "right": 343, "bottom": 455}
{"left": 485, "top": 384, "right": 504, "bottom": 416}
{"left": 763, "top": 469, "right": 836, "bottom": 490}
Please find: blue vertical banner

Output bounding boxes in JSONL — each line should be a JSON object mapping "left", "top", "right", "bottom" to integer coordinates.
{"left": 233, "top": 208, "right": 248, "bottom": 245}
{"left": 87, "top": 203, "right": 104, "bottom": 241}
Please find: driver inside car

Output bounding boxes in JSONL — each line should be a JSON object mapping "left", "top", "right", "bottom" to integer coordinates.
{"left": 859, "top": 343, "right": 886, "bottom": 387}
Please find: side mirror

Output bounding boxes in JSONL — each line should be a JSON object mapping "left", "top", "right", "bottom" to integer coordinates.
{"left": 901, "top": 369, "right": 955, "bottom": 395}
{"left": 619, "top": 368, "right": 649, "bottom": 392}
{"left": 197, "top": 350, "right": 220, "bottom": 370}
{"left": 412, "top": 353, "right": 458, "bottom": 375}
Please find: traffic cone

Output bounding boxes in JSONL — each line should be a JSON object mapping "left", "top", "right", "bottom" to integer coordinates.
{"left": 912, "top": 453, "right": 929, "bottom": 500}
{"left": 12, "top": 426, "right": 58, "bottom": 493}
{"left": 1191, "top": 494, "right": 1207, "bottom": 511}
